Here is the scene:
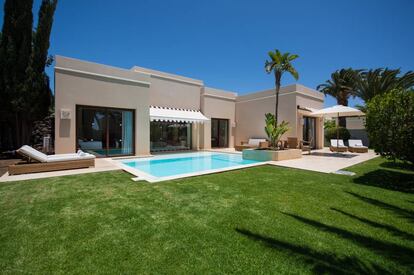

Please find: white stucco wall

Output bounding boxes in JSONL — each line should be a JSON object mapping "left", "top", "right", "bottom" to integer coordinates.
{"left": 54, "top": 56, "right": 151, "bottom": 156}
{"left": 201, "top": 87, "right": 237, "bottom": 149}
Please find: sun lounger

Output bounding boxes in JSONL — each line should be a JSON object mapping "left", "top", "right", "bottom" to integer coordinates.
{"left": 8, "top": 145, "right": 95, "bottom": 175}
{"left": 348, "top": 139, "right": 368, "bottom": 153}
{"left": 235, "top": 139, "right": 268, "bottom": 151}
{"left": 330, "top": 139, "right": 348, "bottom": 152}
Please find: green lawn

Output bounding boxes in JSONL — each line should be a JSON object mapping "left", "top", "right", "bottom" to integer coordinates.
{"left": 0, "top": 157, "right": 413, "bottom": 274}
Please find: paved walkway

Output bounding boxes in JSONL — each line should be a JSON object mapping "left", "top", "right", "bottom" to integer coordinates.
{"left": 0, "top": 158, "right": 120, "bottom": 183}
{"left": 0, "top": 148, "right": 379, "bottom": 182}
{"left": 269, "top": 148, "right": 378, "bottom": 173}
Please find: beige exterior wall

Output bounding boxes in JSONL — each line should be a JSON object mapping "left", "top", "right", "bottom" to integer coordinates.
{"left": 346, "top": 116, "right": 366, "bottom": 130}
{"left": 54, "top": 56, "right": 151, "bottom": 156}
{"left": 54, "top": 56, "right": 326, "bottom": 155}
{"left": 236, "top": 86, "right": 296, "bottom": 146}
{"left": 295, "top": 91, "right": 325, "bottom": 149}
{"left": 132, "top": 66, "right": 203, "bottom": 110}
{"left": 201, "top": 87, "right": 237, "bottom": 149}
{"left": 235, "top": 84, "right": 325, "bottom": 149}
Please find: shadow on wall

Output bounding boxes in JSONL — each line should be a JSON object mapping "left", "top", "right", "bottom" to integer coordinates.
{"left": 349, "top": 129, "right": 369, "bottom": 147}
{"left": 323, "top": 129, "right": 369, "bottom": 147}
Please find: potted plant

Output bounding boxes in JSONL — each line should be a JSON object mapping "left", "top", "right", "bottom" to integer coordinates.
{"left": 264, "top": 113, "right": 289, "bottom": 150}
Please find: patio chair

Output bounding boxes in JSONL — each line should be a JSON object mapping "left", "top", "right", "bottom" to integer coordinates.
{"left": 287, "top": 137, "right": 299, "bottom": 149}
{"left": 8, "top": 145, "right": 95, "bottom": 175}
{"left": 330, "top": 139, "right": 348, "bottom": 152}
{"left": 300, "top": 137, "right": 313, "bottom": 155}
{"left": 348, "top": 139, "right": 368, "bottom": 153}
{"left": 235, "top": 139, "right": 268, "bottom": 151}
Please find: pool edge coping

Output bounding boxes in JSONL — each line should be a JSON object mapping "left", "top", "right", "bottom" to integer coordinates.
{"left": 108, "top": 152, "right": 269, "bottom": 183}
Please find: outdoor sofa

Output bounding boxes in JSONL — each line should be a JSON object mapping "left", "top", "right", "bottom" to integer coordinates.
{"left": 8, "top": 145, "right": 95, "bottom": 175}
{"left": 348, "top": 139, "right": 368, "bottom": 153}
{"left": 235, "top": 138, "right": 269, "bottom": 151}
{"left": 329, "top": 139, "right": 348, "bottom": 152}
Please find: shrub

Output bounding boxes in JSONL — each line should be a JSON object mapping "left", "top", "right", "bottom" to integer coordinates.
{"left": 325, "top": 126, "right": 351, "bottom": 141}
{"left": 264, "top": 113, "right": 289, "bottom": 149}
{"left": 365, "top": 89, "right": 414, "bottom": 164}
{"left": 324, "top": 119, "right": 336, "bottom": 129}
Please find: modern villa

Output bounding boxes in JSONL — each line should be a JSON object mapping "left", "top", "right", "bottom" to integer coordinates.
{"left": 54, "top": 56, "right": 325, "bottom": 157}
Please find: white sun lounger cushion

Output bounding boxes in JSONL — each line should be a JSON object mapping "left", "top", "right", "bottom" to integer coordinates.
{"left": 248, "top": 139, "right": 267, "bottom": 146}
{"left": 19, "top": 145, "right": 95, "bottom": 163}
{"left": 348, "top": 139, "right": 367, "bottom": 148}
{"left": 330, "top": 139, "right": 347, "bottom": 148}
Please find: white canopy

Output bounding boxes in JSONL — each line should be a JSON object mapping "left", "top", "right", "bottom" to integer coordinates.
{"left": 150, "top": 106, "right": 209, "bottom": 123}
{"left": 311, "top": 105, "right": 364, "bottom": 117}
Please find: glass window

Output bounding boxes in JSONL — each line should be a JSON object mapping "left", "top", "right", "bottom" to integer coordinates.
{"left": 150, "top": 121, "right": 192, "bottom": 152}
{"left": 302, "top": 116, "right": 316, "bottom": 148}
{"left": 76, "top": 106, "right": 134, "bottom": 157}
{"left": 211, "top": 118, "right": 229, "bottom": 148}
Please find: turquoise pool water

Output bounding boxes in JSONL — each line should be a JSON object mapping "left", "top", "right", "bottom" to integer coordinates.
{"left": 122, "top": 152, "right": 263, "bottom": 178}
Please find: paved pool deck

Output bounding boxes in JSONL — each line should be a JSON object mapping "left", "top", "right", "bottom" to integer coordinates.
{"left": 0, "top": 158, "right": 121, "bottom": 183}
{"left": 0, "top": 148, "right": 378, "bottom": 182}
{"left": 268, "top": 148, "right": 378, "bottom": 173}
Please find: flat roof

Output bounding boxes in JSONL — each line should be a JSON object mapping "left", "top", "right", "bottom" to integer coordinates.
{"left": 55, "top": 56, "right": 323, "bottom": 103}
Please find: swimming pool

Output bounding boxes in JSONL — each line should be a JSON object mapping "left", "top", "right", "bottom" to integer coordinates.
{"left": 119, "top": 152, "right": 265, "bottom": 182}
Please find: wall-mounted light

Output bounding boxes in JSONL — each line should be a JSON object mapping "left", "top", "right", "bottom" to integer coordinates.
{"left": 60, "top": 109, "right": 71, "bottom": 120}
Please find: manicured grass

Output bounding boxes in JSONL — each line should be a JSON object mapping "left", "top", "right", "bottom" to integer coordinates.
{"left": 0, "top": 157, "right": 413, "bottom": 274}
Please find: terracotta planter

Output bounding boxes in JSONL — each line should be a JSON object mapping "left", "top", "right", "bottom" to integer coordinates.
{"left": 242, "top": 148, "right": 302, "bottom": 161}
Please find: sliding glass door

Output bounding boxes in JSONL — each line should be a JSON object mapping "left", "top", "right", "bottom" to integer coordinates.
{"left": 302, "top": 116, "right": 316, "bottom": 148}
{"left": 76, "top": 106, "right": 134, "bottom": 157}
{"left": 211, "top": 118, "right": 229, "bottom": 148}
{"left": 150, "top": 121, "right": 192, "bottom": 152}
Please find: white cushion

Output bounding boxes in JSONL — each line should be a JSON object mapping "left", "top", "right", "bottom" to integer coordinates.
{"left": 46, "top": 154, "right": 95, "bottom": 162}
{"left": 18, "top": 145, "right": 48, "bottom": 162}
{"left": 330, "top": 139, "right": 347, "bottom": 147}
{"left": 348, "top": 139, "right": 366, "bottom": 147}
{"left": 248, "top": 139, "right": 267, "bottom": 146}
{"left": 18, "top": 145, "right": 95, "bottom": 163}
{"left": 77, "top": 150, "right": 87, "bottom": 156}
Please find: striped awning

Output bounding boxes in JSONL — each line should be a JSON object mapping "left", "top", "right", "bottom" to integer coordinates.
{"left": 149, "top": 106, "right": 209, "bottom": 123}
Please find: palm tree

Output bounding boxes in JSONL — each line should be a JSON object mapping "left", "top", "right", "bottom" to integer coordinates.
{"left": 265, "top": 49, "right": 299, "bottom": 127}
{"left": 317, "top": 68, "right": 360, "bottom": 127}
{"left": 356, "top": 68, "right": 414, "bottom": 103}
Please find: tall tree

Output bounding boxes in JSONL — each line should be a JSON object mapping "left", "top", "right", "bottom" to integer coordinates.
{"left": 265, "top": 49, "right": 299, "bottom": 127}
{"left": 317, "top": 68, "right": 360, "bottom": 127}
{"left": 356, "top": 68, "right": 414, "bottom": 103}
{"left": 27, "top": 0, "right": 58, "bottom": 120}
{"left": 0, "top": 0, "right": 57, "bottom": 151}
{"left": 0, "top": 0, "right": 34, "bottom": 149}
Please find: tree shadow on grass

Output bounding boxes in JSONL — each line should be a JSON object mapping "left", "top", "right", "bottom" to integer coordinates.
{"left": 345, "top": 191, "right": 414, "bottom": 224}
{"left": 352, "top": 169, "right": 414, "bottom": 193}
{"left": 330, "top": 207, "right": 414, "bottom": 241}
{"left": 380, "top": 161, "right": 414, "bottom": 171}
{"left": 282, "top": 213, "right": 414, "bottom": 267}
{"left": 236, "top": 228, "right": 393, "bottom": 274}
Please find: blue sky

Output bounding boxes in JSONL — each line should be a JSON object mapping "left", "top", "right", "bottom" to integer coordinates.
{"left": 1, "top": 0, "right": 413, "bottom": 107}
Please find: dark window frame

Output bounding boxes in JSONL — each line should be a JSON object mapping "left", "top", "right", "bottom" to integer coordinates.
{"left": 75, "top": 105, "right": 135, "bottom": 157}
{"left": 211, "top": 118, "right": 229, "bottom": 148}
{"left": 149, "top": 121, "right": 193, "bottom": 152}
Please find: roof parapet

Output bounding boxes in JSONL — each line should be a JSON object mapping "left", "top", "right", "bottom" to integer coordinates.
{"left": 131, "top": 65, "right": 203, "bottom": 86}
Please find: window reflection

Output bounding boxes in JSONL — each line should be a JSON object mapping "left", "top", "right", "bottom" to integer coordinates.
{"left": 150, "top": 121, "right": 192, "bottom": 152}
